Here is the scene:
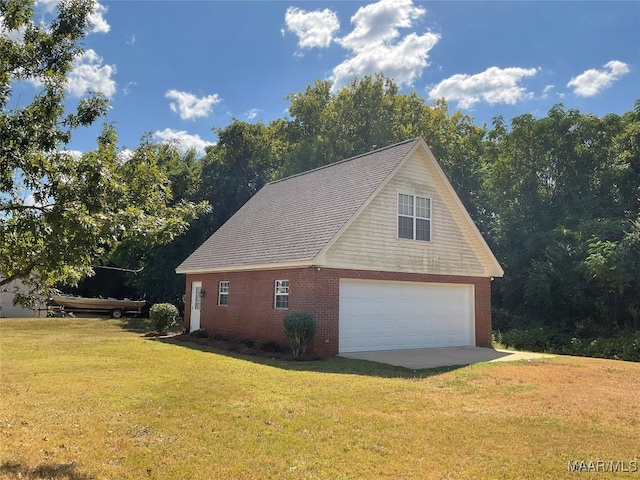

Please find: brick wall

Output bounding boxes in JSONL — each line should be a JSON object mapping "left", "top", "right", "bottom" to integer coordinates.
{"left": 183, "top": 267, "right": 493, "bottom": 357}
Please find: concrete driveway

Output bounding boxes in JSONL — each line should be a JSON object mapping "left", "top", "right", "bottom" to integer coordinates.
{"left": 340, "top": 347, "right": 554, "bottom": 369}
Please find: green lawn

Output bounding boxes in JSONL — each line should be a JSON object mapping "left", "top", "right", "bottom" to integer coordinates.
{"left": 1, "top": 318, "right": 638, "bottom": 479}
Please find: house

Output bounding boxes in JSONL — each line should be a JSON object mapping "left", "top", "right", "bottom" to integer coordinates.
{"left": 176, "top": 138, "right": 504, "bottom": 356}
{"left": 0, "top": 278, "right": 42, "bottom": 318}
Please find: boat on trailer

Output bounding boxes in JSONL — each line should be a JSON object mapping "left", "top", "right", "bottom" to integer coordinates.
{"left": 49, "top": 294, "right": 147, "bottom": 318}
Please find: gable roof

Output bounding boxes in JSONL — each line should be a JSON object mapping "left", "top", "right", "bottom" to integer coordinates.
{"left": 176, "top": 138, "right": 503, "bottom": 276}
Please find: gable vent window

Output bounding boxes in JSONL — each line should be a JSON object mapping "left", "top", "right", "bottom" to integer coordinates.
{"left": 274, "top": 280, "right": 289, "bottom": 309}
{"left": 218, "top": 281, "right": 229, "bottom": 306}
{"left": 398, "top": 193, "right": 431, "bottom": 241}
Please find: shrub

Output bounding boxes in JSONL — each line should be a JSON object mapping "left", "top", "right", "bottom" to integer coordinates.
{"left": 496, "top": 326, "right": 640, "bottom": 362}
{"left": 208, "top": 332, "right": 227, "bottom": 341}
{"left": 497, "top": 325, "right": 571, "bottom": 353}
{"left": 190, "top": 328, "right": 208, "bottom": 338}
{"left": 283, "top": 312, "right": 317, "bottom": 357}
{"left": 149, "top": 303, "right": 179, "bottom": 334}
{"left": 256, "top": 339, "right": 286, "bottom": 353}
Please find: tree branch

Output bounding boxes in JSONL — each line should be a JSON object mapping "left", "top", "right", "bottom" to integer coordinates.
{"left": 0, "top": 263, "right": 37, "bottom": 288}
{"left": 0, "top": 203, "right": 54, "bottom": 213}
{"left": 94, "top": 265, "right": 144, "bottom": 274}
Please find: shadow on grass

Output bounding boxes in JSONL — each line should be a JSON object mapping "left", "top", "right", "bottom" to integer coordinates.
{"left": 111, "top": 316, "right": 185, "bottom": 337}
{"left": 43, "top": 314, "right": 155, "bottom": 335}
{"left": 154, "top": 336, "right": 465, "bottom": 379}
{"left": 0, "top": 460, "right": 94, "bottom": 480}
{"left": 116, "top": 316, "right": 155, "bottom": 333}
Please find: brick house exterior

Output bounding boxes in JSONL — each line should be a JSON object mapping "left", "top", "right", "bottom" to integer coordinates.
{"left": 177, "top": 138, "right": 503, "bottom": 357}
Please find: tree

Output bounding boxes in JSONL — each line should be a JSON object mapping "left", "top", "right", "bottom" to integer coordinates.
{"left": 483, "top": 103, "right": 640, "bottom": 334}
{"left": 281, "top": 74, "right": 486, "bottom": 207}
{"left": 199, "top": 120, "right": 281, "bottom": 233}
{"left": 0, "top": 1, "right": 208, "bottom": 304}
{"left": 106, "top": 142, "right": 208, "bottom": 307}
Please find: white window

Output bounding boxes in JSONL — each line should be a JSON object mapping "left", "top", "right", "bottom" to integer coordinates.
{"left": 218, "top": 281, "right": 229, "bottom": 306}
{"left": 274, "top": 280, "right": 289, "bottom": 309}
{"left": 398, "top": 193, "right": 431, "bottom": 241}
{"left": 193, "top": 285, "right": 202, "bottom": 310}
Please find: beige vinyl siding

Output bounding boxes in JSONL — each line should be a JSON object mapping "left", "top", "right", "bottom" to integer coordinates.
{"left": 324, "top": 149, "right": 492, "bottom": 276}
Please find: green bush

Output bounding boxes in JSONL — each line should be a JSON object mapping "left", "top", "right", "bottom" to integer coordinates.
{"left": 283, "top": 311, "right": 317, "bottom": 357}
{"left": 573, "top": 334, "right": 640, "bottom": 362}
{"left": 496, "top": 326, "right": 640, "bottom": 362}
{"left": 189, "top": 328, "right": 207, "bottom": 338}
{"left": 256, "top": 339, "right": 286, "bottom": 353}
{"left": 149, "top": 303, "right": 179, "bottom": 334}
{"left": 498, "top": 325, "right": 571, "bottom": 353}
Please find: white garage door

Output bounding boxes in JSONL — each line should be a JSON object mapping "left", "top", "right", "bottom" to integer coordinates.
{"left": 339, "top": 279, "right": 475, "bottom": 353}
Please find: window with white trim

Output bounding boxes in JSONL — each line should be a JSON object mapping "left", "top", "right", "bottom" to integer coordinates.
{"left": 274, "top": 280, "right": 289, "bottom": 309}
{"left": 218, "top": 281, "right": 229, "bottom": 306}
{"left": 193, "top": 285, "right": 202, "bottom": 310}
{"left": 398, "top": 193, "right": 431, "bottom": 241}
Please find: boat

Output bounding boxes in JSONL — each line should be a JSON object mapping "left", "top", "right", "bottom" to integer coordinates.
{"left": 49, "top": 294, "right": 147, "bottom": 318}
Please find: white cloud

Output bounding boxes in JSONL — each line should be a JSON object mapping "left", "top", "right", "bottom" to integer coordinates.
{"left": 36, "top": 0, "right": 109, "bottom": 34}
{"left": 67, "top": 49, "right": 116, "bottom": 98}
{"left": 332, "top": 31, "right": 439, "bottom": 91}
{"left": 339, "top": 0, "right": 426, "bottom": 51}
{"left": 153, "top": 128, "right": 214, "bottom": 154}
{"left": 63, "top": 149, "right": 83, "bottom": 160}
{"left": 567, "top": 60, "right": 630, "bottom": 97}
{"left": 123, "top": 81, "right": 137, "bottom": 96}
{"left": 87, "top": 2, "right": 110, "bottom": 34}
{"left": 283, "top": 0, "right": 438, "bottom": 90}
{"left": 330, "top": 0, "right": 439, "bottom": 91}
{"left": 35, "top": 0, "right": 59, "bottom": 12}
{"left": 284, "top": 7, "right": 340, "bottom": 49}
{"left": 3, "top": 1, "right": 108, "bottom": 40}
{"left": 428, "top": 66, "right": 538, "bottom": 109}
{"left": 245, "top": 108, "right": 262, "bottom": 120}
{"left": 165, "top": 89, "right": 221, "bottom": 121}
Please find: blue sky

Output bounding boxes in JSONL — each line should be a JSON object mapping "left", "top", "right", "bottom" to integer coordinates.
{"left": 6, "top": 0, "right": 640, "bottom": 155}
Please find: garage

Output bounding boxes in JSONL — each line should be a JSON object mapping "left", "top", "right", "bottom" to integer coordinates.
{"left": 338, "top": 279, "right": 475, "bottom": 353}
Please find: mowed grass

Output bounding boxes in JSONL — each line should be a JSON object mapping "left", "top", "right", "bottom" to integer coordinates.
{"left": 1, "top": 318, "right": 639, "bottom": 480}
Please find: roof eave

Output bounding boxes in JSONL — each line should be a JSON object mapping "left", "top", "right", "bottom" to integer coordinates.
{"left": 175, "top": 259, "right": 317, "bottom": 275}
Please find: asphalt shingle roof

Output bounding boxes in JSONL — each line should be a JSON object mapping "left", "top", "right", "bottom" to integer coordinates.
{"left": 176, "top": 138, "right": 421, "bottom": 273}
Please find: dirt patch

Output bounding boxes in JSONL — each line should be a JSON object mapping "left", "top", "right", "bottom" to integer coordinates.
{"left": 171, "top": 333, "right": 321, "bottom": 361}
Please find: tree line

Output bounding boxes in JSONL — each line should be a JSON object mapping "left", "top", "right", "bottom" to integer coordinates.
{"left": 2, "top": 2, "right": 638, "bottom": 351}
{"left": 84, "top": 75, "right": 639, "bottom": 346}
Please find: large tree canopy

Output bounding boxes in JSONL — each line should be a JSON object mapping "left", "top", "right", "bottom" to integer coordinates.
{"left": 0, "top": 0, "right": 207, "bottom": 304}
{"left": 102, "top": 121, "right": 283, "bottom": 306}
{"left": 484, "top": 104, "right": 640, "bottom": 334}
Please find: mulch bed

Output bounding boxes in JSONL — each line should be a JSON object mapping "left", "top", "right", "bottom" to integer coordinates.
{"left": 171, "top": 333, "right": 321, "bottom": 361}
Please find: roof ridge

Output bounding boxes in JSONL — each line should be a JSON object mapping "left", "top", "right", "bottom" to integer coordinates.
{"left": 268, "top": 137, "right": 421, "bottom": 185}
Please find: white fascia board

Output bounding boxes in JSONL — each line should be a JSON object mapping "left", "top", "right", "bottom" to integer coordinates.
{"left": 175, "top": 259, "right": 316, "bottom": 275}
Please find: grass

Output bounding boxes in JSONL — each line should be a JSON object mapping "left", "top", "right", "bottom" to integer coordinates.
{"left": 1, "top": 317, "right": 639, "bottom": 479}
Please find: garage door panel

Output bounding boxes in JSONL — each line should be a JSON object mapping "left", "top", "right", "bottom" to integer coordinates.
{"left": 339, "top": 279, "right": 474, "bottom": 353}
